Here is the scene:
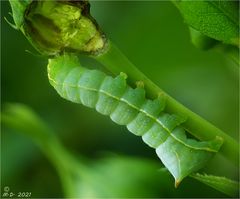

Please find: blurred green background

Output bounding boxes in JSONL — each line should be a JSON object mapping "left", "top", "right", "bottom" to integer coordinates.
{"left": 1, "top": 1, "right": 239, "bottom": 198}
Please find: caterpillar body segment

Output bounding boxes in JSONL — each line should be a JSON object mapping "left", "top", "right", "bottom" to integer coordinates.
{"left": 47, "top": 54, "right": 223, "bottom": 185}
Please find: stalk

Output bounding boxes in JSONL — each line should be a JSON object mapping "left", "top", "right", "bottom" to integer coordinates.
{"left": 95, "top": 41, "right": 239, "bottom": 166}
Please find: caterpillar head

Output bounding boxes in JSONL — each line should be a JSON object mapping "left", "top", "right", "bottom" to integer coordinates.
{"left": 9, "top": 0, "right": 107, "bottom": 56}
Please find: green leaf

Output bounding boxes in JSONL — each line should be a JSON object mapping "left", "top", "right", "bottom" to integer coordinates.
{"left": 9, "top": 0, "right": 32, "bottom": 29}
{"left": 189, "top": 27, "right": 218, "bottom": 50}
{"left": 191, "top": 173, "right": 239, "bottom": 197}
{"left": 173, "top": 0, "right": 239, "bottom": 46}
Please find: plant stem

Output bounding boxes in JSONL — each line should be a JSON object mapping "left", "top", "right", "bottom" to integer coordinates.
{"left": 1, "top": 104, "right": 88, "bottom": 197}
{"left": 95, "top": 41, "right": 239, "bottom": 166}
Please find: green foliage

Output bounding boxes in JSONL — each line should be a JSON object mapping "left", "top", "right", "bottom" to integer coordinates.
{"left": 173, "top": 0, "right": 239, "bottom": 46}
{"left": 191, "top": 173, "right": 239, "bottom": 197}
{"left": 173, "top": 0, "right": 239, "bottom": 65}
{"left": 1, "top": 103, "right": 233, "bottom": 198}
{"left": 8, "top": 1, "right": 239, "bottom": 151}
{"left": 3, "top": 0, "right": 239, "bottom": 197}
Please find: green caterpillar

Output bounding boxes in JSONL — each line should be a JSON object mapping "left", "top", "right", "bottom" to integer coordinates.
{"left": 8, "top": 0, "right": 224, "bottom": 187}
{"left": 48, "top": 54, "right": 223, "bottom": 186}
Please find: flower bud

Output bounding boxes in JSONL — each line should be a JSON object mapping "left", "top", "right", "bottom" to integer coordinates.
{"left": 9, "top": 0, "right": 107, "bottom": 55}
